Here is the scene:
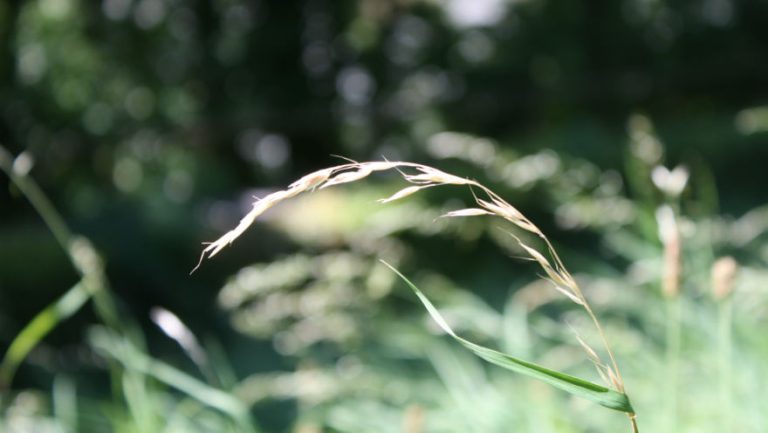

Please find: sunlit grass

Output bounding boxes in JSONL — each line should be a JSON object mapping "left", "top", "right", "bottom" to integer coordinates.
{"left": 3, "top": 134, "right": 768, "bottom": 433}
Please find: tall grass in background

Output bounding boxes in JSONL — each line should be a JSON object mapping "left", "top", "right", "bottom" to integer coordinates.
{"left": 207, "top": 115, "right": 768, "bottom": 432}
{"left": 3, "top": 113, "right": 768, "bottom": 433}
{"left": 0, "top": 145, "right": 259, "bottom": 433}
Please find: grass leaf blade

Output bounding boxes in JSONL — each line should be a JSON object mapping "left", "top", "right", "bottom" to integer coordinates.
{"left": 0, "top": 280, "right": 91, "bottom": 386}
{"left": 88, "top": 327, "right": 258, "bottom": 432}
{"left": 381, "top": 261, "right": 634, "bottom": 413}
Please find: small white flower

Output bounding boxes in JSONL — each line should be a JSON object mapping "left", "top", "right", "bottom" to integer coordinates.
{"left": 651, "top": 165, "right": 689, "bottom": 197}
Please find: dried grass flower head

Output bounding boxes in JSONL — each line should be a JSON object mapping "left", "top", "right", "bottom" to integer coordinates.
{"left": 712, "top": 256, "right": 739, "bottom": 301}
{"left": 196, "top": 161, "right": 625, "bottom": 382}
{"left": 195, "top": 160, "right": 638, "bottom": 429}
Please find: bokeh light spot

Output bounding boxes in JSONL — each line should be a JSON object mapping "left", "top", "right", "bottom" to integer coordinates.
{"left": 113, "top": 157, "right": 143, "bottom": 192}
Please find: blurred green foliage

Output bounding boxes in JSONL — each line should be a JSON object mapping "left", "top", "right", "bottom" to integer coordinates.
{"left": 2, "top": 0, "right": 768, "bottom": 432}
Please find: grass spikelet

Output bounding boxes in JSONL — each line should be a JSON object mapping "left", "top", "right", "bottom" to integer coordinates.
{"left": 552, "top": 283, "right": 586, "bottom": 306}
{"left": 476, "top": 198, "right": 538, "bottom": 233}
{"left": 289, "top": 167, "right": 336, "bottom": 190}
{"left": 403, "top": 165, "right": 471, "bottom": 185}
{"left": 319, "top": 167, "right": 373, "bottom": 189}
{"left": 440, "top": 208, "right": 493, "bottom": 218}
{"left": 378, "top": 185, "right": 429, "bottom": 203}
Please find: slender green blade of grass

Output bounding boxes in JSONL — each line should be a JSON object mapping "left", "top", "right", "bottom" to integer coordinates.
{"left": 0, "top": 146, "right": 120, "bottom": 330}
{"left": 53, "top": 375, "right": 78, "bottom": 433}
{"left": 122, "top": 369, "right": 159, "bottom": 433}
{"left": 0, "top": 280, "right": 91, "bottom": 386}
{"left": 88, "top": 328, "right": 258, "bottom": 433}
{"left": 382, "top": 261, "right": 634, "bottom": 413}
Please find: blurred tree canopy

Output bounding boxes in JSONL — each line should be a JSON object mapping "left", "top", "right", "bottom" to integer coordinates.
{"left": 2, "top": 0, "right": 767, "bottom": 190}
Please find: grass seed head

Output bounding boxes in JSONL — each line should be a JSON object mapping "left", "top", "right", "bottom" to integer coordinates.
{"left": 656, "top": 205, "right": 682, "bottom": 299}
{"left": 195, "top": 159, "right": 633, "bottom": 422}
{"left": 712, "top": 256, "right": 738, "bottom": 301}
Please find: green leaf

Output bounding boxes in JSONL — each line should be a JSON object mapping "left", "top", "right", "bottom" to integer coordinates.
{"left": 381, "top": 261, "right": 634, "bottom": 413}
{"left": 1, "top": 280, "right": 91, "bottom": 386}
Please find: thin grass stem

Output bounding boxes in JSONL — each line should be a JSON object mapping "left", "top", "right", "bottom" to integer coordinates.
{"left": 664, "top": 297, "right": 681, "bottom": 433}
{"left": 0, "top": 144, "right": 122, "bottom": 385}
{"left": 718, "top": 297, "right": 733, "bottom": 431}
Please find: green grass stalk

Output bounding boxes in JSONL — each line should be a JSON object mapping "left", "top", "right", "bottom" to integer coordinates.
{"left": 0, "top": 281, "right": 90, "bottom": 385}
{"left": 0, "top": 145, "right": 121, "bottom": 387}
{"left": 664, "top": 296, "right": 681, "bottom": 433}
{"left": 717, "top": 297, "right": 733, "bottom": 431}
{"left": 711, "top": 256, "right": 738, "bottom": 431}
